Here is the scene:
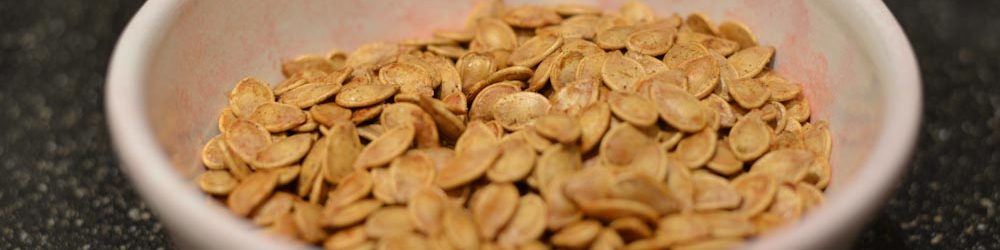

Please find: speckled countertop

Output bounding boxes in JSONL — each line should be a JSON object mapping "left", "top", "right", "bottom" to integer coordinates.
{"left": 0, "top": 0, "right": 997, "bottom": 249}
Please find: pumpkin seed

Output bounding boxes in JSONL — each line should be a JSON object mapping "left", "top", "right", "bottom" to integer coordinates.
{"left": 550, "top": 78, "right": 601, "bottom": 116}
{"left": 335, "top": 83, "right": 399, "bottom": 108}
{"left": 609, "top": 171, "right": 683, "bottom": 214}
{"left": 539, "top": 175, "right": 583, "bottom": 230}
{"left": 765, "top": 184, "right": 803, "bottom": 223}
{"left": 317, "top": 122, "right": 363, "bottom": 183}
{"left": 443, "top": 206, "right": 481, "bottom": 250}
{"left": 487, "top": 138, "right": 537, "bottom": 183}
{"left": 201, "top": 136, "right": 227, "bottom": 170}
{"left": 252, "top": 133, "right": 313, "bottom": 169}
{"left": 802, "top": 121, "right": 832, "bottom": 160}
{"left": 550, "top": 51, "right": 585, "bottom": 91}
{"left": 264, "top": 212, "right": 300, "bottom": 240}
{"left": 609, "top": 217, "right": 652, "bottom": 241}
{"left": 469, "top": 183, "right": 520, "bottom": 239}
{"left": 758, "top": 70, "right": 801, "bottom": 102}
{"left": 295, "top": 134, "right": 326, "bottom": 196}
{"left": 663, "top": 41, "right": 710, "bottom": 70}
{"left": 700, "top": 94, "right": 737, "bottom": 128}
{"left": 672, "top": 238, "right": 744, "bottom": 250}
{"left": 380, "top": 103, "right": 440, "bottom": 148}
{"left": 685, "top": 13, "right": 718, "bottom": 35}
{"left": 470, "top": 83, "right": 521, "bottom": 121}
{"left": 718, "top": 20, "right": 758, "bottom": 49}
{"left": 649, "top": 83, "right": 709, "bottom": 132}
{"left": 728, "top": 46, "right": 775, "bottom": 79}
{"left": 579, "top": 198, "right": 659, "bottom": 223}
{"left": 706, "top": 140, "right": 743, "bottom": 176}
{"left": 417, "top": 96, "right": 467, "bottom": 141}
{"left": 308, "top": 103, "right": 350, "bottom": 127}
{"left": 324, "top": 225, "right": 368, "bottom": 250}
{"left": 492, "top": 92, "right": 551, "bottom": 131}
{"left": 533, "top": 144, "right": 583, "bottom": 189}
{"left": 731, "top": 172, "right": 778, "bottom": 218}
{"left": 347, "top": 42, "right": 401, "bottom": 72}
{"left": 551, "top": 220, "right": 602, "bottom": 249}
{"left": 365, "top": 206, "right": 415, "bottom": 238}
{"left": 626, "top": 28, "right": 677, "bottom": 56}
{"left": 591, "top": 228, "right": 626, "bottom": 250}
{"left": 197, "top": 170, "right": 238, "bottom": 195}
{"left": 750, "top": 149, "right": 814, "bottom": 183}
{"left": 474, "top": 18, "right": 518, "bottom": 51}
{"left": 325, "top": 170, "right": 373, "bottom": 212}
{"left": 608, "top": 91, "right": 659, "bottom": 127}
{"left": 229, "top": 77, "right": 276, "bottom": 119}
{"left": 435, "top": 145, "right": 502, "bottom": 189}
{"left": 280, "top": 69, "right": 350, "bottom": 108}
{"left": 293, "top": 201, "right": 329, "bottom": 243}
{"left": 728, "top": 111, "right": 772, "bottom": 161}
{"left": 283, "top": 55, "right": 336, "bottom": 77}
{"left": 619, "top": 0, "right": 655, "bottom": 24}
{"left": 676, "top": 32, "right": 739, "bottom": 57}
{"left": 497, "top": 194, "right": 548, "bottom": 248}
{"left": 407, "top": 186, "right": 449, "bottom": 235}
{"left": 434, "top": 30, "right": 475, "bottom": 43}
{"left": 526, "top": 52, "right": 560, "bottom": 91}
{"left": 601, "top": 51, "right": 646, "bottom": 92}
{"left": 227, "top": 171, "right": 279, "bottom": 216}
{"left": 323, "top": 199, "right": 383, "bottom": 228}
{"left": 252, "top": 192, "right": 297, "bottom": 226}
{"left": 595, "top": 25, "right": 639, "bottom": 50}
{"left": 533, "top": 113, "right": 582, "bottom": 144}
{"left": 224, "top": 120, "right": 272, "bottom": 163}
{"left": 377, "top": 232, "right": 430, "bottom": 250}
{"left": 691, "top": 171, "right": 741, "bottom": 211}
{"left": 353, "top": 125, "right": 415, "bottom": 169}
{"left": 457, "top": 52, "right": 498, "bottom": 95}
{"left": 387, "top": 153, "right": 436, "bottom": 203}
{"left": 681, "top": 56, "right": 719, "bottom": 99}
{"left": 510, "top": 33, "right": 563, "bottom": 68}
{"left": 503, "top": 5, "right": 563, "bottom": 28}
{"left": 796, "top": 182, "right": 826, "bottom": 213}
{"left": 657, "top": 213, "right": 710, "bottom": 244}
{"left": 560, "top": 38, "right": 605, "bottom": 56}
{"left": 350, "top": 104, "right": 384, "bottom": 125}
{"left": 370, "top": 168, "right": 398, "bottom": 204}
{"left": 674, "top": 129, "right": 718, "bottom": 168}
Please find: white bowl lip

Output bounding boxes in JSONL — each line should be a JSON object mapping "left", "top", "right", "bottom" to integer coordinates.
{"left": 104, "top": 1, "right": 921, "bottom": 250}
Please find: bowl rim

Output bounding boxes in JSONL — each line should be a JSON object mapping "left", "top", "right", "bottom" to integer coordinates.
{"left": 105, "top": 0, "right": 920, "bottom": 249}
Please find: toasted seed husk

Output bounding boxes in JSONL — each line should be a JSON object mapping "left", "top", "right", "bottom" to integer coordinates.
{"left": 323, "top": 199, "right": 383, "bottom": 228}
{"left": 728, "top": 112, "right": 772, "bottom": 161}
{"left": 353, "top": 125, "right": 416, "bottom": 169}
{"left": 497, "top": 194, "right": 548, "bottom": 248}
{"left": 731, "top": 172, "right": 778, "bottom": 218}
{"left": 673, "top": 129, "right": 718, "bottom": 169}
{"left": 197, "top": 170, "right": 238, "bottom": 195}
{"left": 227, "top": 171, "right": 279, "bottom": 216}
{"left": 550, "top": 220, "right": 602, "bottom": 249}
{"left": 224, "top": 119, "right": 272, "bottom": 163}
{"left": 649, "top": 84, "right": 709, "bottom": 132}
{"left": 601, "top": 50, "right": 646, "bottom": 92}
{"left": 550, "top": 78, "right": 601, "bottom": 116}
{"left": 469, "top": 183, "right": 520, "bottom": 239}
{"left": 252, "top": 133, "right": 313, "bottom": 169}
{"left": 691, "top": 171, "right": 742, "bottom": 211}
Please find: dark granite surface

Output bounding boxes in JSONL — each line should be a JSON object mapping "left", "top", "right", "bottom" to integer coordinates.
{"left": 0, "top": 0, "right": 997, "bottom": 249}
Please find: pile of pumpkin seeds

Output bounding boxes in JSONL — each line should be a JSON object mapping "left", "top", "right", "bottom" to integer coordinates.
{"left": 197, "top": 0, "right": 833, "bottom": 249}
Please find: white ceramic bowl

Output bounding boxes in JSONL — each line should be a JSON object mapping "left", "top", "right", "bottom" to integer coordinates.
{"left": 106, "top": 0, "right": 920, "bottom": 249}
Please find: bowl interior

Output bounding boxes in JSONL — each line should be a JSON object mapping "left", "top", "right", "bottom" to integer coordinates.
{"left": 125, "top": 0, "right": 914, "bottom": 249}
